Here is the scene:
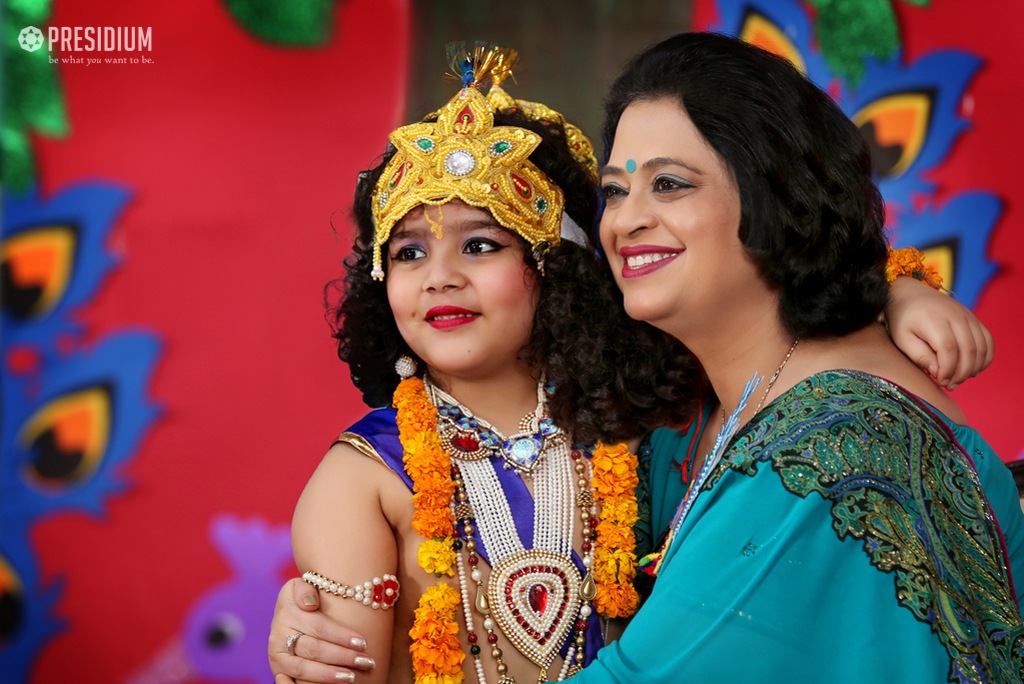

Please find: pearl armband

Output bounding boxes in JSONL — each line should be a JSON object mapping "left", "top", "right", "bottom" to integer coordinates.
{"left": 301, "top": 570, "right": 400, "bottom": 610}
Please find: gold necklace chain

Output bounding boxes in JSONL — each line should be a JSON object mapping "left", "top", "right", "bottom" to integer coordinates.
{"left": 721, "top": 338, "right": 800, "bottom": 429}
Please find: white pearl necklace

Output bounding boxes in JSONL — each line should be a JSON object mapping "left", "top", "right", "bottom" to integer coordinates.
{"left": 427, "top": 379, "right": 595, "bottom": 682}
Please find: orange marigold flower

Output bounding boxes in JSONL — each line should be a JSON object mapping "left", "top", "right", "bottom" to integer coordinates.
{"left": 594, "top": 579, "right": 640, "bottom": 618}
{"left": 415, "top": 674, "right": 466, "bottom": 684}
{"left": 885, "top": 246, "right": 944, "bottom": 289}
{"left": 593, "top": 546, "right": 637, "bottom": 583}
{"left": 414, "top": 507, "right": 456, "bottom": 539}
{"left": 599, "top": 498, "right": 639, "bottom": 525}
{"left": 591, "top": 443, "right": 639, "bottom": 498}
{"left": 596, "top": 520, "right": 636, "bottom": 549}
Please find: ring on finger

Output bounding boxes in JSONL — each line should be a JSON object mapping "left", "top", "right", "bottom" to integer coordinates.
{"left": 285, "top": 631, "right": 304, "bottom": 656}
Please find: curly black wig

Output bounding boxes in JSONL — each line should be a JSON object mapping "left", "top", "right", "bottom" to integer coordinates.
{"left": 327, "top": 108, "right": 699, "bottom": 443}
{"left": 601, "top": 32, "right": 890, "bottom": 339}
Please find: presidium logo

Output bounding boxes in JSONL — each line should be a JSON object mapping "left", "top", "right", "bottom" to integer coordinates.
{"left": 18, "top": 27, "right": 44, "bottom": 52}
{"left": 18, "top": 25, "right": 153, "bottom": 63}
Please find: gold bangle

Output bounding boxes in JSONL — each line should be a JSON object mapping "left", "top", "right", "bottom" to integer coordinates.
{"left": 301, "top": 570, "right": 400, "bottom": 610}
{"left": 885, "top": 246, "right": 944, "bottom": 291}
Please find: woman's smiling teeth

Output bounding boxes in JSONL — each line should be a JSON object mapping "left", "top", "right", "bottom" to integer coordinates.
{"left": 626, "top": 252, "right": 676, "bottom": 269}
{"left": 430, "top": 313, "right": 476, "bottom": 320}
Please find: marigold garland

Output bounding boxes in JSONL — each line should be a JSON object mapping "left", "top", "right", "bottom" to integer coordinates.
{"left": 590, "top": 442, "right": 640, "bottom": 618}
{"left": 394, "top": 377, "right": 457, "bottom": 576}
{"left": 395, "top": 378, "right": 642, "bottom": 679}
{"left": 409, "top": 582, "right": 466, "bottom": 684}
{"left": 397, "top": 378, "right": 465, "bottom": 684}
{"left": 885, "top": 246, "right": 944, "bottom": 291}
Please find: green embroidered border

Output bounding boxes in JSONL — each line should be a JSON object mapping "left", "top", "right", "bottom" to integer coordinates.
{"left": 709, "top": 370, "right": 1024, "bottom": 683}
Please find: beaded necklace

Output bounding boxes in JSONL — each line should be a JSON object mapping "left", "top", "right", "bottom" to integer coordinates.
{"left": 396, "top": 376, "right": 639, "bottom": 684}
{"left": 427, "top": 379, "right": 595, "bottom": 683}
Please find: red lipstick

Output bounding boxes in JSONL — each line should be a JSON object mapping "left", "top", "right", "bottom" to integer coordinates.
{"left": 425, "top": 305, "right": 480, "bottom": 330}
{"left": 618, "top": 244, "right": 684, "bottom": 279}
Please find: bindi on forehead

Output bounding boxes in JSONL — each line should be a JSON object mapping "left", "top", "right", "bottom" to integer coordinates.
{"left": 602, "top": 156, "right": 705, "bottom": 179}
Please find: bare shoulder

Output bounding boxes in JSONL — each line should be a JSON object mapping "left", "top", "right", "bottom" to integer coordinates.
{"left": 294, "top": 441, "right": 408, "bottom": 533}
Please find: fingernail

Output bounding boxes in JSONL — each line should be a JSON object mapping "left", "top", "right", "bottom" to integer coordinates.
{"left": 928, "top": 365, "right": 937, "bottom": 376}
{"left": 302, "top": 593, "right": 318, "bottom": 606}
{"left": 349, "top": 637, "right": 366, "bottom": 650}
{"left": 355, "top": 656, "right": 376, "bottom": 669}
{"left": 335, "top": 673, "right": 355, "bottom": 683}
{"left": 948, "top": 383, "right": 958, "bottom": 391}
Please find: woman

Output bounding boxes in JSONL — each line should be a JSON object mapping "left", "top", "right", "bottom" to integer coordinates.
{"left": 270, "top": 38, "right": 1012, "bottom": 684}
{"left": 574, "top": 31, "right": 1023, "bottom": 683}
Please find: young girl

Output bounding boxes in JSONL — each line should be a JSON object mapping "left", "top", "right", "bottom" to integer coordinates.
{"left": 272, "top": 49, "right": 996, "bottom": 684}
{"left": 288, "top": 49, "right": 695, "bottom": 684}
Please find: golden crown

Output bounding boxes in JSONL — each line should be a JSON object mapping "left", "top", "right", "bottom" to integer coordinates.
{"left": 369, "top": 47, "right": 588, "bottom": 280}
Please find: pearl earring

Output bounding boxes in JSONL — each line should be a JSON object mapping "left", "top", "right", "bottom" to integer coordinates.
{"left": 395, "top": 355, "right": 417, "bottom": 379}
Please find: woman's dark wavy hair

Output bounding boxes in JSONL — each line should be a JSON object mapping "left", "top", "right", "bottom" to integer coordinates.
{"left": 602, "top": 32, "right": 889, "bottom": 339}
{"left": 328, "top": 108, "right": 698, "bottom": 443}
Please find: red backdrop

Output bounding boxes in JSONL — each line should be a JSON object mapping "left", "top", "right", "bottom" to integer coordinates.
{"left": 6, "top": 1, "right": 1023, "bottom": 682}
{"left": 26, "top": 0, "right": 409, "bottom": 681}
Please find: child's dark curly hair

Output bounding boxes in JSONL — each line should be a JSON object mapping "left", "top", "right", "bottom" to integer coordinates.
{"left": 327, "top": 109, "right": 698, "bottom": 444}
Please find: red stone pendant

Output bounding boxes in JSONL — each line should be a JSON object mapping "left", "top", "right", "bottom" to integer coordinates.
{"left": 487, "top": 550, "right": 582, "bottom": 669}
{"left": 528, "top": 584, "right": 548, "bottom": 613}
{"left": 451, "top": 433, "right": 479, "bottom": 453}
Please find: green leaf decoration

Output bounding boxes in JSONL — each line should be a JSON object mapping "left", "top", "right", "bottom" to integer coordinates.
{"left": 805, "top": 0, "right": 899, "bottom": 84}
{"left": 220, "top": 0, "right": 337, "bottom": 46}
{"left": 805, "top": 0, "right": 931, "bottom": 84}
{"left": 2, "top": 0, "right": 69, "bottom": 192}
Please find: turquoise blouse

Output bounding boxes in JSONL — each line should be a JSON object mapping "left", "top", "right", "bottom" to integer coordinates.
{"left": 573, "top": 371, "right": 1024, "bottom": 684}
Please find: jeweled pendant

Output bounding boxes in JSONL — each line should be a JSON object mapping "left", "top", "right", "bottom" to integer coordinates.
{"left": 452, "top": 433, "right": 479, "bottom": 453}
{"left": 441, "top": 425, "right": 489, "bottom": 461}
{"left": 487, "top": 550, "right": 581, "bottom": 669}
{"left": 503, "top": 436, "right": 542, "bottom": 471}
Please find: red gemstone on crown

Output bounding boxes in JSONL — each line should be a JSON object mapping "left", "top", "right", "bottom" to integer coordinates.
{"left": 528, "top": 584, "right": 548, "bottom": 614}
{"left": 451, "top": 433, "right": 479, "bottom": 452}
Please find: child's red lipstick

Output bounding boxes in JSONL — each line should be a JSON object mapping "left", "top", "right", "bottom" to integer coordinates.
{"left": 425, "top": 305, "right": 480, "bottom": 330}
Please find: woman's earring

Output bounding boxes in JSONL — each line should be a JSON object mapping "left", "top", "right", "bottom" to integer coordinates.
{"left": 395, "top": 355, "right": 417, "bottom": 379}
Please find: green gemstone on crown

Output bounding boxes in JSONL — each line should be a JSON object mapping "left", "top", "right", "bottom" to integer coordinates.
{"left": 416, "top": 137, "right": 434, "bottom": 152}
{"left": 535, "top": 197, "right": 548, "bottom": 214}
{"left": 491, "top": 140, "right": 512, "bottom": 156}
